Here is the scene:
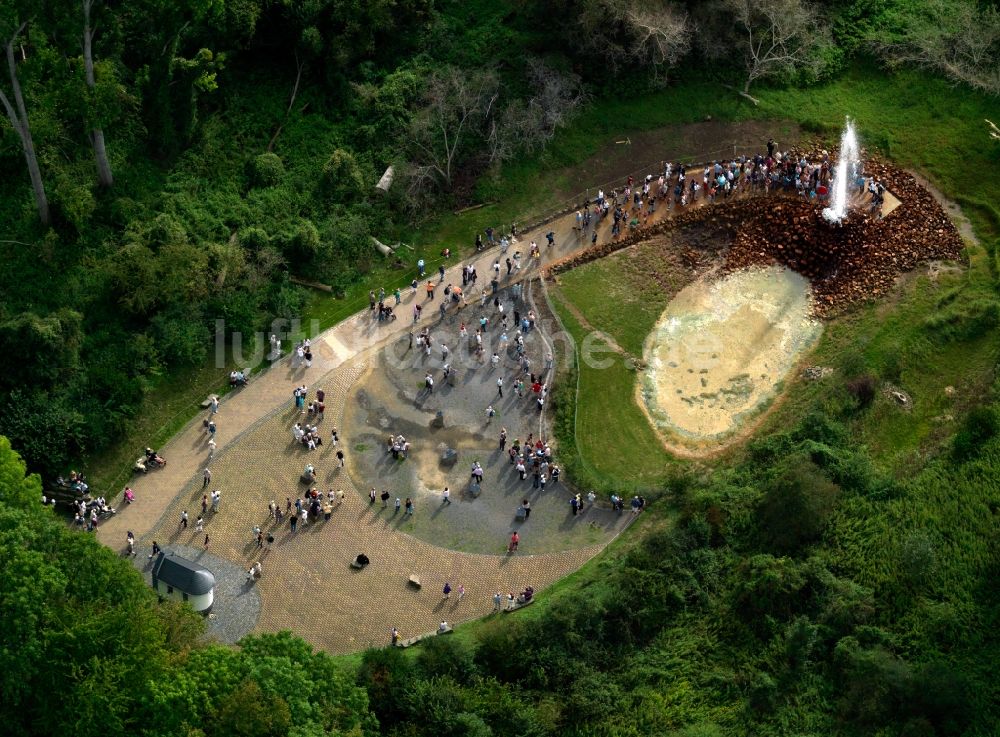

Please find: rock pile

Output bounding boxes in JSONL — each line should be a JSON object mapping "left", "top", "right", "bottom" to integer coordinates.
{"left": 547, "top": 156, "right": 963, "bottom": 316}
{"left": 721, "top": 158, "right": 963, "bottom": 314}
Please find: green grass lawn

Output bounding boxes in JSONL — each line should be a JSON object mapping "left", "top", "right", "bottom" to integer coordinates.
{"left": 548, "top": 292, "right": 676, "bottom": 489}
{"left": 552, "top": 235, "right": 697, "bottom": 356}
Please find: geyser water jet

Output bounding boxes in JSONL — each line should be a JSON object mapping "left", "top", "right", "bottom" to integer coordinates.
{"left": 822, "top": 118, "right": 860, "bottom": 225}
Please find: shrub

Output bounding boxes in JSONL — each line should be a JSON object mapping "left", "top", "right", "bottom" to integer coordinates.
{"left": 247, "top": 152, "right": 285, "bottom": 188}
{"left": 355, "top": 647, "right": 416, "bottom": 728}
{"left": 322, "top": 149, "right": 366, "bottom": 203}
{"left": 416, "top": 636, "right": 479, "bottom": 685}
{"left": 237, "top": 226, "right": 270, "bottom": 250}
{"left": 952, "top": 405, "right": 1000, "bottom": 461}
{"left": 898, "top": 531, "right": 938, "bottom": 590}
{"left": 289, "top": 219, "right": 322, "bottom": 263}
{"left": 561, "top": 670, "right": 624, "bottom": 726}
{"left": 732, "top": 554, "right": 811, "bottom": 630}
{"left": 846, "top": 373, "right": 877, "bottom": 409}
{"left": 833, "top": 638, "right": 912, "bottom": 727}
{"left": 150, "top": 306, "right": 211, "bottom": 366}
{"left": 756, "top": 457, "right": 841, "bottom": 553}
{"left": 0, "top": 391, "right": 86, "bottom": 473}
{"left": 0, "top": 310, "right": 83, "bottom": 392}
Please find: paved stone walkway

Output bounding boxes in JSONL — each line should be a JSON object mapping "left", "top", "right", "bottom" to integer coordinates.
{"left": 96, "top": 166, "right": 755, "bottom": 652}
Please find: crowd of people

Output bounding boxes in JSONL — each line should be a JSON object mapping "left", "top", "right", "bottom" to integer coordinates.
{"left": 572, "top": 139, "right": 881, "bottom": 240}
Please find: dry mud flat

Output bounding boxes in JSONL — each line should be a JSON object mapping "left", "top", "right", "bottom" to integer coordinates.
{"left": 641, "top": 265, "right": 821, "bottom": 442}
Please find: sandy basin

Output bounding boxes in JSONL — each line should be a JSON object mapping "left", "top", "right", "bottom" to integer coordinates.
{"left": 641, "top": 265, "right": 822, "bottom": 443}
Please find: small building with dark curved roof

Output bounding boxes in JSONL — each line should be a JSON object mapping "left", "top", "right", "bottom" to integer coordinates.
{"left": 151, "top": 550, "right": 216, "bottom": 613}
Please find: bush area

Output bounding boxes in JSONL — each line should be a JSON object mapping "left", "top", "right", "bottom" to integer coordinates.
{"left": 1, "top": 1, "right": 999, "bottom": 736}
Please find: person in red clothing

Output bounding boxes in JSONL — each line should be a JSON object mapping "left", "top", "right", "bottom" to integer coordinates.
{"left": 508, "top": 531, "right": 520, "bottom": 553}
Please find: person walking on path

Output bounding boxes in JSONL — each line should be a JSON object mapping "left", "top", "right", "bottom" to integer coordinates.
{"left": 457, "top": 584, "right": 465, "bottom": 601}
{"left": 210, "top": 396, "right": 219, "bottom": 415}
{"left": 404, "top": 497, "right": 414, "bottom": 516}
{"left": 381, "top": 489, "right": 390, "bottom": 508}
{"left": 290, "top": 515, "right": 298, "bottom": 532}
{"left": 497, "top": 376, "right": 504, "bottom": 397}
{"left": 212, "top": 490, "right": 221, "bottom": 513}
{"left": 499, "top": 427, "right": 507, "bottom": 451}
{"left": 202, "top": 467, "right": 211, "bottom": 488}
{"left": 493, "top": 591, "right": 503, "bottom": 611}
{"left": 442, "top": 487, "right": 451, "bottom": 505}
{"left": 203, "top": 534, "right": 210, "bottom": 549}
{"left": 180, "top": 510, "right": 188, "bottom": 529}
{"left": 522, "top": 498, "right": 531, "bottom": 519}
{"left": 394, "top": 497, "right": 401, "bottom": 514}
{"left": 443, "top": 582, "right": 452, "bottom": 599}
{"left": 370, "top": 487, "right": 377, "bottom": 505}
{"left": 202, "top": 494, "right": 208, "bottom": 514}
{"left": 508, "top": 531, "right": 519, "bottom": 553}
{"left": 337, "top": 449, "right": 345, "bottom": 467}
{"left": 196, "top": 515, "right": 204, "bottom": 532}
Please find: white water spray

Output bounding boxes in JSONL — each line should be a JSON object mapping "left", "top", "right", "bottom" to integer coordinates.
{"left": 822, "top": 118, "right": 860, "bottom": 225}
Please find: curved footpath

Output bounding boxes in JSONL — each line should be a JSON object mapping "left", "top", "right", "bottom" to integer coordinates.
{"left": 96, "top": 170, "right": 738, "bottom": 651}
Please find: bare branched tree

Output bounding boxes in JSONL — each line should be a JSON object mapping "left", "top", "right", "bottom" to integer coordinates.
{"left": 524, "top": 59, "right": 587, "bottom": 139}
{"left": 406, "top": 67, "right": 499, "bottom": 192}
{"left": 626, "top": 4, "right": 692, "bottom": 80}
{"left": 486, "top": 104, "right": 538, "bottom": 165}
{"left": 576, "top": 0, "right": 691, "bottom": 82}
{"left": 874, "top": 0, "right": 1000, "bottom": 96}
{"left": 488, "top": 61, "right": 586, "bottom": 165}
{"left": 720, "top": 0, "right": 829, "bottom": 103}
{"left": 0, "top": 18, "right": 49, "bottom": 225}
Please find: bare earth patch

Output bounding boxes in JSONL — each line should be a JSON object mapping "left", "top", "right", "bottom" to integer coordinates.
{"left": 640, "top": 266, "right": 822, "bottom": 450}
